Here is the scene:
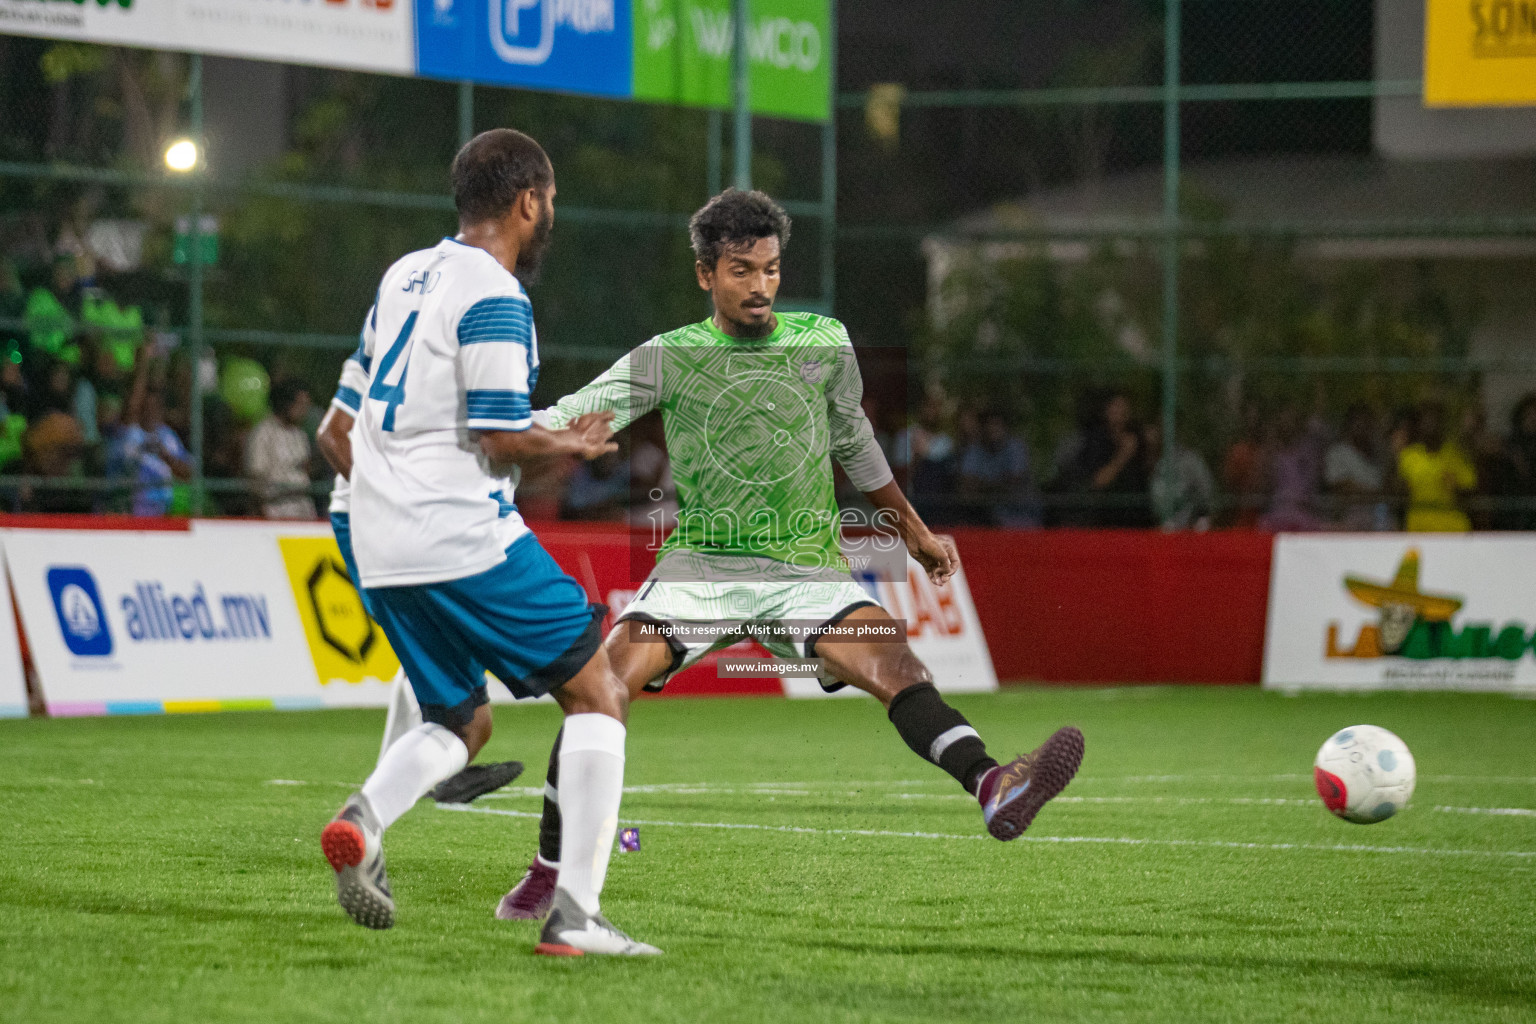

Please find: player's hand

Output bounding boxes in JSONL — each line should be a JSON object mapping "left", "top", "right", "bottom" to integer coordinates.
{"left": 571, "top": 410, "right": 619, "bottom": 460}
{"left": 908, "top": 529, "right": 958, "bottom": 588}
{"left": 572, "top": 411, "right": 614, "bottom": 436}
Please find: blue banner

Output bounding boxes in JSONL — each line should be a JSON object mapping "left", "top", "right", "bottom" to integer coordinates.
{"left": 417, "top": 0, "right": 633, "bottom": 98}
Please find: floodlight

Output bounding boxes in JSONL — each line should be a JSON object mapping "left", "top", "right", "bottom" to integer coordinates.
{"left": 164, "top": 139, "right": 199, "bottom": 173}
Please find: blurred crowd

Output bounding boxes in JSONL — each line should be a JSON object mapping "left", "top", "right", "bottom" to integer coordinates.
{"left": 3, "top": 222, "right": 1532, "bottom": 534}
{"left": 847, "top": 387, "right": 1536, "bottom": 534}
{"left": 0, "top": 245, "right": 324, "bottom": 519}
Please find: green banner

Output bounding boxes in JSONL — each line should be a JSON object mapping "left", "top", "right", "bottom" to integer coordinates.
{"left": 633, "top": 0, "right": 830, "bottom": 122}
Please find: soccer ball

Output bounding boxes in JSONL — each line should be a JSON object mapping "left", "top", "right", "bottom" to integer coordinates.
{"left": 1313, "top": 725, "right": 1416, "bottom": 824}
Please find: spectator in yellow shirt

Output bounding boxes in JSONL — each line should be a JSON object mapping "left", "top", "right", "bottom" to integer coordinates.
{"left": 1397, "top": 401, "right": 1476, "bottom": 532}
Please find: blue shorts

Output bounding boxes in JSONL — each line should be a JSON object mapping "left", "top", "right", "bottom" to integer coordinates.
{"left": 364, "top": 532, "right": 604, "bottom": 728}
{"left": 328, "top": 513, "right": 372, "bottom": 617}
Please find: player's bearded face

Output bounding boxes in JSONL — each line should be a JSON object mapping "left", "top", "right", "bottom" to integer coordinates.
{"left": 706, "top": 235, "right": 781, "bottom": 339}
{"left": 516, "top": 192, "right": 554, "bottom": 283}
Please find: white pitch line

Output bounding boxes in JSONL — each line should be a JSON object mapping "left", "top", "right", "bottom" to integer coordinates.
{"left": 467, "top": 774, "right": 1536, "bottom": 793}
{"left": 437, "top": 803, "right": 1536, "bottom": 859}
{"left": 1094, "top": 774, "right": 1536, "bottom": 785}
{"left": 1434, "top": 805, "right": 1536, "bottom": 817}
{"left": 274, "top": 779, "right": 1536, "bottom": 820}
{"left": 472, "top": 785, "right": 1536, "bottom": 818}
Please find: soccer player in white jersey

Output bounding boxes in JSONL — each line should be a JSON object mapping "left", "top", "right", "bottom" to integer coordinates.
{"left": 319, "top": 129, "right": 658, "bottom": 956}
{"left": 318, "top": 358, "right": 524, "bottom": 806}
{"left": 498, "top": 189, "right": 1085, "bottom": 919}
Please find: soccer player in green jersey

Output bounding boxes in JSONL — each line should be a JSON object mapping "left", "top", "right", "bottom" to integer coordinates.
{"left": 497, "top": 189, "right": 1083, "bottom": 921}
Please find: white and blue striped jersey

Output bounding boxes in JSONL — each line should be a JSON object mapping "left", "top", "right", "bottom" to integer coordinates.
{"left": 348, "top": 237, "right": 536, "bottom": 587}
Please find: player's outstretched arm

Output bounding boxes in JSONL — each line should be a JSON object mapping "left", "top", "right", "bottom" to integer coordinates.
{"left": 479, "top": 411, "right": 618, "bottom": 473}
{"left": 864, "top": 478, "right": 958, "bottom": 588}
{"left": 544, "top": 343, "right": 661, "bottom": 433}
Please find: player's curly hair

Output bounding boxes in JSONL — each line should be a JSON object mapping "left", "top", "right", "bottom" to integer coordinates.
{"left": 451, "top": 129, "right": 553, "bottom": 225}
{"left": 689, "top": 188, "right": 792, "bottom": 269}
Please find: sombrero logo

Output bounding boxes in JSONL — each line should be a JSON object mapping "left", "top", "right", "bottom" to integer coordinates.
{"left": 1326, "top": 548, "right": 1529, "bottom": 662}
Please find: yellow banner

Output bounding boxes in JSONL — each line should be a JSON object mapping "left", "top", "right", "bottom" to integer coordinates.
{"left": 278, "top": 536, "right": 399, "bottom": 686}
{"left": 1425, "top": 0, "right": 1536, "bottom": 106}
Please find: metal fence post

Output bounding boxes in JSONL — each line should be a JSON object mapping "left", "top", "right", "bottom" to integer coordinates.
{"left": 707, "top": 109, "right": 722, "bottom": 198}
{"left": 732, "top": 0, "right": 751, "bottom": 190}
{"left": 1160, "top": 0, "right": 1181, "bottom": 504}
{"left": 458, "top": 80, "right": 474, "bottom": 148}
{"left": 820, "top": 0, "right": 837, "bottom": 314}
{"left": 187, "top": 53, "right": 206, "bottom": 515}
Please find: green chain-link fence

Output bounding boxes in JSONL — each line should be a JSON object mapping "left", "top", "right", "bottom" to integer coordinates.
{"left": 1, "top": 0, "right": 1532, "bottom": 527}
{"left": 838, "top": 0, "right": 1536, "bottom": 528}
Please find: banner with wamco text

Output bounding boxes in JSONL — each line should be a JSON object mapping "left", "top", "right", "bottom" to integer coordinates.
{"left": 1264, "top": 534, "right": 1536, "bottom": 694}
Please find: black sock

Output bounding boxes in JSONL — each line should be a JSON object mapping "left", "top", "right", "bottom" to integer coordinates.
{"left": 887, "top": 682, "right": 998, "bottom": 795}
{"left": 537, "top": 725, "right": 563, "bottom": 864}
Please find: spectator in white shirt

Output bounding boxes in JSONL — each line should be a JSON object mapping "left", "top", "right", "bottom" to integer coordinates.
{"left": 246, "top": 377, "right": 316, "bottom": 520}
{"left": 1324, "top": 403, "right": 1388, "bottom": 531}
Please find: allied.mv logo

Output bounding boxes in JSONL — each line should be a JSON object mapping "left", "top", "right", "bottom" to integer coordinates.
{"left": 46, "top": 566, "right": 113, "bottom": 657}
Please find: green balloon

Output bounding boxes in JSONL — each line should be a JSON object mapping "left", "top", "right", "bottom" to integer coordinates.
{"left": 220, "top": 358, "right": 270, "bottom": 424}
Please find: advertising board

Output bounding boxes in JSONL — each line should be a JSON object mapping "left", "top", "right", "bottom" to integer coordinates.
{"left": 1264, "top": 534, "right": 1536, "bottom": 693}
{"left": 191, "top": 520, "right": 402, "bottom": 705}
{"left": 632, "top": 0, "right": 830, "bottom": 120}
{"left": 0, "top": 0, "right": 416, "bottom": 76}
{"left": 3, "top": 528, "right": 323, "bottom": 714}
{"left": 1425, "top": 0, "right": 1536, "bottom": 107}
{"left": 3, "top": 521, "right": 996, "bottom": 713}
{"left": 0, "top": 0, "right": 831, "bottom": 120}
{"left": 780, "top": 555, "right": 997, "bottom": 698}
{"left": 417, "top": 0, "right": 634, "bottom": 97}
{"left": 0, "top": 546, "right": 27, "bottom": 717}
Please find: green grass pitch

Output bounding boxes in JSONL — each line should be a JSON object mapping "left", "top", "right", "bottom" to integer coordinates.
{"left": 2, "top": 687, "right": 1533, "bottom": 1023}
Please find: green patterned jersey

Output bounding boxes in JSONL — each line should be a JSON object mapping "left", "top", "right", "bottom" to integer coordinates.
{"left": 547, "top": 313, "right": 893, "bottom": 570}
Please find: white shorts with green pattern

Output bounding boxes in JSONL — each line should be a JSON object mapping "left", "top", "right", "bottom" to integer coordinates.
{"left": 616, "top": 551, "right": 883, "bottom": 692}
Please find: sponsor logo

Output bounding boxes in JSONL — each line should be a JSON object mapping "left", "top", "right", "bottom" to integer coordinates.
{"left": 1471, "top": 0, "right": 1536, "bottom": 58}
{"left": 306, "top": 556, "right": 380, "bottom": 663}
{"left": 658, "top": 4, "right": 821, "bottom": 72}
{"left": 120, "top": 581, "right": 272, "bottom": 642}
{"left": 854, "top": 566, "right": 966, "bottom": 640}
{"left": 1326, "top": 548, "right": 1534, "bottom": 662}
{"left": 278, "top": 536, "right": 399, "bottom": 686}
{"left": 47, "top": 567, "right": 113, "bottom": 657}
{"left": 491, "top": 0, "right": 615, "bottom": 66}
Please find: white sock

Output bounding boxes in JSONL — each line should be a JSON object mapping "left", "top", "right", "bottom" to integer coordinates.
{"left": 360, "top": 723, "right": 468, "bottom": 830}
{"left": 555, "top": 713, "right": 626, "bottom": 916}
{"left": 377, "top": 668, "right": 423, "bottom": 765}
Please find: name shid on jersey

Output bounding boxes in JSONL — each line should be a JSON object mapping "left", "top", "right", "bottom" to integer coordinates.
{"left": 546, "top": 312, "right": 893, "bottom": 573}
{"left": 349, "top": 237, "right": 535, "bottom": 589}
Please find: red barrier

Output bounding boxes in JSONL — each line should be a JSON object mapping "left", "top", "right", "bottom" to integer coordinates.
{"left": 0, "top": 513, "right": 190, "bottom": 532}
{"left": 949, "top": 529, "right": 1273, "bottom": 685}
